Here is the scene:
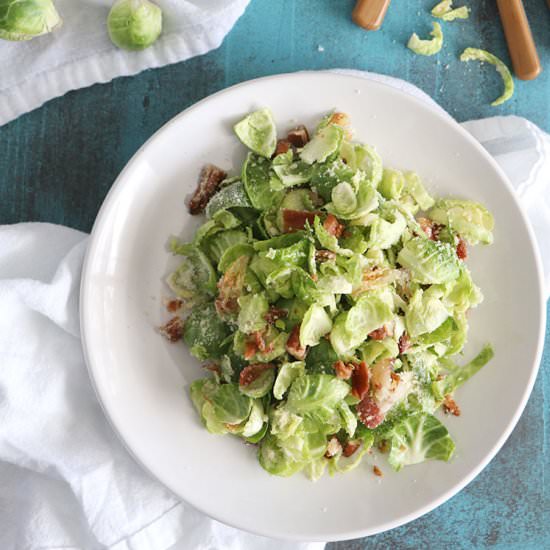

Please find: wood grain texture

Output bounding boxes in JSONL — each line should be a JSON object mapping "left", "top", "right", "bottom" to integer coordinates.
{"left": 0, "top": 0, "right": 548, "bottom": 546}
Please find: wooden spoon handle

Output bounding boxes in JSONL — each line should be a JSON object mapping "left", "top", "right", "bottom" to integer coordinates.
{"left": 352, "top": 0, "right": 391, "bottom": 31}
{"left": 497, "top": 0, "right": 541, "bottom": 80}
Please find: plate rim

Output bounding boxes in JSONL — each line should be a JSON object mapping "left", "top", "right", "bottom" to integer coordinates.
{"left": 80, "top": 70, "right": 547, "bottom": 541}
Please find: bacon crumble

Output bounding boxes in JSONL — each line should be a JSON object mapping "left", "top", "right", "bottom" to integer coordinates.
{"left": 286, "top": 324, "right": 306, "bottom": 360}
{"left": 323, "top": 214, "right": 345, "bottom": 238}
{"left": 443, "top": 395, "right": 461, "bottom": 416}
{"left": 334, "top": 360, "right": 354, "bottom": 380}
{"left": 188, "top": 164, "right": 227, "bottom": 215}
{"left": 159, "top": 317, "right": 184, "bottom": 343}
{"left": 287, "top": 125, "right": 310, "bottom": 147}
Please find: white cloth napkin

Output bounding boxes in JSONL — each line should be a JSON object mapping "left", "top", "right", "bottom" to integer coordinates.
{"left": 0, "top": 0, "right": 250, "bottom": 127}
{"left": 1, "top": 73, "right": 550, "bottom": 550}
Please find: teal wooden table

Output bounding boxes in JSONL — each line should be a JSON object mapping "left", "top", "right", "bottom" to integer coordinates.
{"left": 0, "top": 0, "right": 548, "bottom": 547}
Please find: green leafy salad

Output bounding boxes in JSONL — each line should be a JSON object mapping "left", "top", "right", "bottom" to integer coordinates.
{"left": 160, "top": 108, "right": 495, "bottom": 480}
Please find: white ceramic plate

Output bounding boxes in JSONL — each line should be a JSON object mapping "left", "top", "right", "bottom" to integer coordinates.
{"left": 81, "top": 72, "right": 546, "bottom": 541}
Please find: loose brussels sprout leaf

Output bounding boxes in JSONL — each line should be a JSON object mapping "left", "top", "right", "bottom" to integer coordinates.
{"left": 330, "top": 293, "right": 394, "bottom": 356}
{"left": 183, "top": 303, "right": 231, "bottom": 360}
{"left": 368, "top": 210, "right": 407, "bottom": 250}
{"left": 359, "top": 338, "right": 399, "bottom": 364}
{"left": 402, "top": 171, "right": 435, "bottom": 212}
{"left": 252, "top": 231, "right": 305, "bottom": 252}
{"left": 305, "top": 339, "right": 339, "bottom": 375}
{"left": 234, "top": 108, "right": 277, "bottom": 158}
{"left": 270, "top": 406, "right": 303, "bottom": 439}
{"left": 406, "top": 288, "right": 449, "bottom": 338}
{"left": 460, "top": 48, "right": 514, "bottom": 106}
{"left": 0, "top": 0, "right": 62, "bottom": 41}
{"left": 240, "top": 368, "right": 275, "bottom": 399}
{"left": 202, "top": 229, "right": 249, "bottom": 264}
{"left": 205, "top": 181, "right": 253, "bottom": 219}
{"left": 310, "top": 158, "right": 355, "bottom": 201}
{"left": 272, "top": 154, "right": 312, "bottom": 188}
{"left": 332, "top": 182, "right": 358, "bottom": 215}
{"left": 388, "top": 412, "right": 455, "bottom": 471}
{"left": 108, "top": 0, "right": 162, "bottom": 51}
{"left": 431, "top": 0, "right": 469, "bottom": 21}
{"left": 218, "top": 244, "right": 255, "bottom": 273}
{"left": 242, "top": 153, "right": 285, "bottom": 211}
{"left": 397, "top": 237, "right": 460, "bottom": 284}
{"left": 237, "top": 293, "right": 269, "bottom": 334}
{"left": 340, "top": 142, "right": 383, "bottom": 187}
{"left": 258, "top": 434, "right": 306, "bottom": 477}
{"left": 241, "top": 399, "right": 267, "bottom": 438}
{"left": 340, "top": 226, "right": 369, "bottom": 255}
{"left": 378, "top": 168, "right": 405, "bottom": 200}
{"left": 338, "top": 401, "right": 357, "bottom": 437}
{"left": 407, "top": 22, "right": 443, "bottom": 56}
{"left": 301, "top": 404, "right": 343, "bottom": 436}
{"left": 304, "top": 457, "right": 328, "bottom": 482}
{"left": 202, "top": 401, "right": 229, "bottom": 435}
{"left": 167, "top": 243, "right": 217, "bottom": 301}
{"left": 300, "top": 304, "right": 333, "bottom": 347}
{"left": 245, "top": 421, "right": 269, "bottom": 444}
{"left": 438, "top": 266, "right": 483, "bottom": 313}
{"left": 432, "top": 344, "right": 494, "bottom": 400}
{"left": 189, "top": 378, "right": 214, "bottom": 419}
{"left": 326, "top": 177, "right": 379, "bottom": 221}
{"left": 286, "top": 374, "right": 350, "bottom": 414}
{"left": 428, "top": 199, "right": 494, "bottom": 245}
{"left": 211, "top": 383, "right": 253, "bottom": 425}
{"left": 250, "top": 240, "right": 310, "bottom": 286}
{"left": 273, "top": 361, "right": 306, "bottom": 400}
{"left": 300, "top": 124, "right": 344, "bottom": 165}
{"left": 313, "top": 216, "right": 353, "bottom": 257}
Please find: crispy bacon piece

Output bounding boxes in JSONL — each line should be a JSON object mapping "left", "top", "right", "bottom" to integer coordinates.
{"left": 398, "top": 332, "right": 412, "bottom": 354}
{"left": 286, "top": 324, "right": 306, "bottom": 360}
{"left": 369, "top": 324, "right": 394, "bottom": 341}
{"left": 281, "top": 209, "right": 319, "bottom": 233}
{"left": 323, "top": 214, "right": 345, "bottom": 238}
{"left": 253, "top": 330, "right": 272, "bottom": 354}
{"left": 325, "top": 436, "right": 343, "bottom": 458}
{"left": 159, "top": 317, "right": 184, "bottom": 343}
{"left": 456, "top": 237, "right": 468, "bottom": 260}
{"left": 334, "top": 360, "right": 354, "bottom": 380}
{"left": 215, "top": 256, "right": 248, "bottom": 317}
{"left": 357, "top": 395, "right": 385, "bottom": 429}
{"left": 390, "top": 372, "right": 401, "bottom": 383}
{"left": 287, "top": 125, "right": 310, "bottom": 147}
{"left": 188, "top": 164, "right": 227, "bottom": 215}
{"left": 244, "top": 340, "right": 258, "bottom": 360}
{"left": 351, "top": 361, "right": 370, "bottom": 400}
{"left": 373, "top": 465, "right": 383, "bottom": 477}
{"left": 275, "top": 139, "right": 292, "bottom": 156}
{"left": 315, "top": 249, "right": 337, "bottom": 262}
{"left": 417, "top": 217, "right": 443, "bottom": 241}
{"left": 166, "top": 298, "right": 183, "bottom": 313}
{"left": 443, "top": 395, "right": 461, "bottom": 417}
{"left": 239, "top": 363, "right": 275, "bottom": 387}
{"left": 265, "top": 306, "right": 288, "bottom": 324}
{"left": 343, "top": 440, "right": 361, "bottom": 457}
{"left": 377, "top": 439, "right": 390, "bottom": 454}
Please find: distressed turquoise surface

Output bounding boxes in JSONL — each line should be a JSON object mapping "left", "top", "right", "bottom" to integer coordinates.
{"left": 0, "top": 0, "right": 548, "bottom": 547}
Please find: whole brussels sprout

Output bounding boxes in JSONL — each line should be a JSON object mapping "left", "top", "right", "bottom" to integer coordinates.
{"left": 107, "top": 0, "right": 162, "bottom": 51}
{"left": 0, "top": 0, "right": 62, "bottom": 41}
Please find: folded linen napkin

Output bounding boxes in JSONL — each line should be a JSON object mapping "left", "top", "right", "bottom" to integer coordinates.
{"left": 0, "top": 0, "right": 250, "bottom": 128}
{"left": 1, "top": 74, "right": 549, "bottom": 550}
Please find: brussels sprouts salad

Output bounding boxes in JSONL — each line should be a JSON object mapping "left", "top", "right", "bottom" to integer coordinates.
{"left": 160, "top": 108, "right": 495, "bottom": 479}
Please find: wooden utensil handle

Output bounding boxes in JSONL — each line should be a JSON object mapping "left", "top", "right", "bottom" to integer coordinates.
{"left": 352, "top": 0, "right": 391, "bottom": 31}
{"left": 497, "top": 0, "right": 541, "bottom": 80}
